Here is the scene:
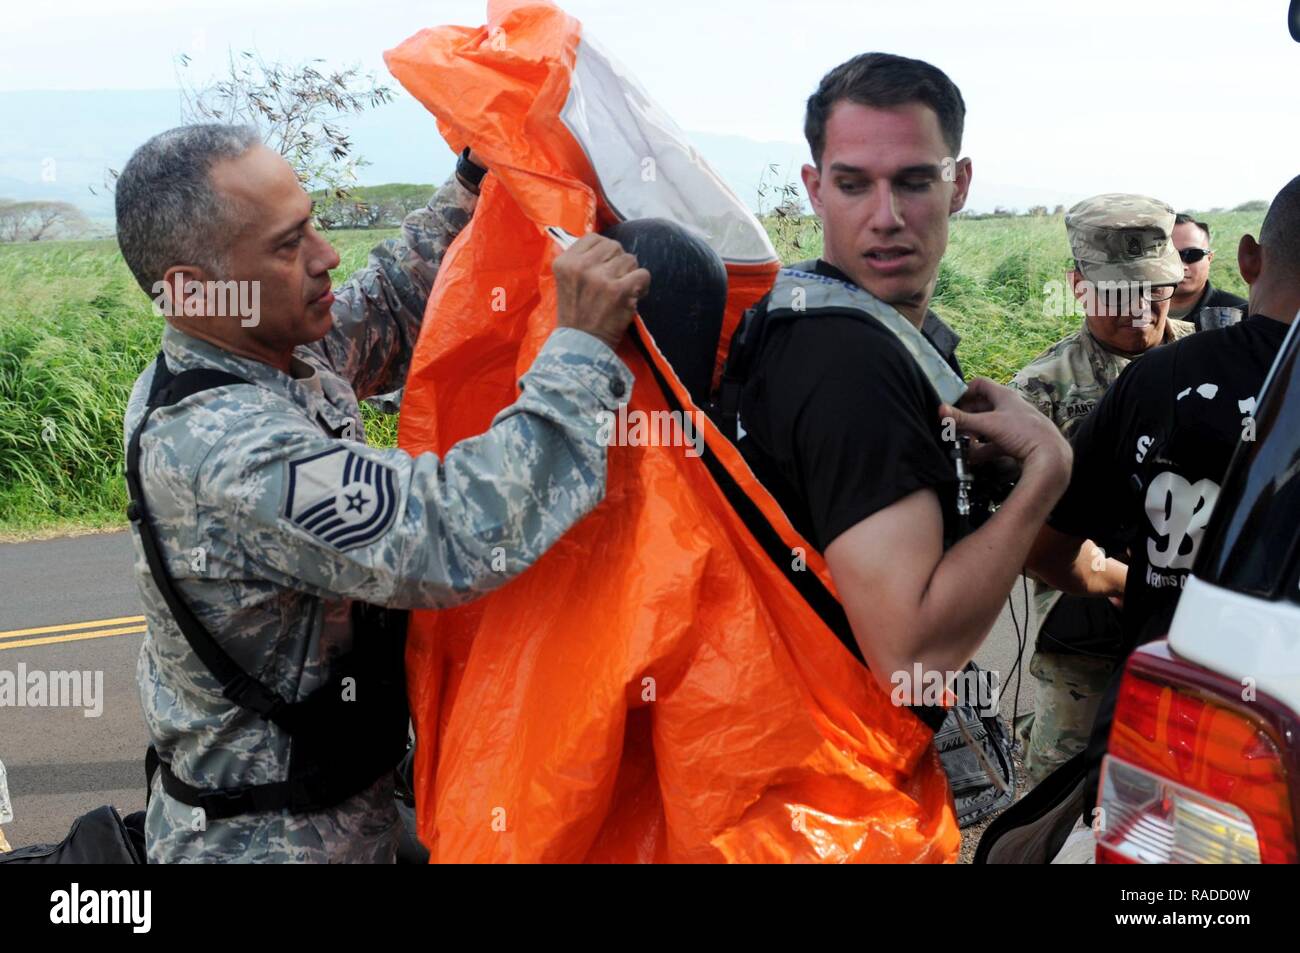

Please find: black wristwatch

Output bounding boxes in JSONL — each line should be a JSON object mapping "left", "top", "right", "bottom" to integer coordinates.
{"left": 455, "top": 147, "right": 487, "bottom": 193}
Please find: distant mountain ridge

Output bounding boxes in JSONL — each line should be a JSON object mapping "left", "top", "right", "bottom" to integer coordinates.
{"left": 0, "top": 88, "right": 1079, "bottom": 227}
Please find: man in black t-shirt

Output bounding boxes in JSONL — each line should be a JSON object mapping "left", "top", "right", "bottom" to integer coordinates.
{"left": 1169, "top": 214, "right": 1249, "bottom": 331}
{"left": 1021, "top": 176, "right": 1300, "bottom": 853}
{"left": 737, "top": 53, "right": 1071, "bottom": 706}
{"left": 1028, "top": 175, "right": 1300, "bottom": 652}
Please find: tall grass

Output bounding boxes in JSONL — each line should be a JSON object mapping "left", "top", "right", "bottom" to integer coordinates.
{"left": 936, "top": 211, "right": 1258, "bottom": 382}
{"left": 0, "top": 212, "right": 1264, "bottom": 535}
{"left": 0, "top": 230, "right": 391, "bottom": 536}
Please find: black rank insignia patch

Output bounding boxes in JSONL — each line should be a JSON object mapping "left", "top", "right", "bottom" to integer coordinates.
{"left": 284, "top": 447, "right": 398, "bottom": 550}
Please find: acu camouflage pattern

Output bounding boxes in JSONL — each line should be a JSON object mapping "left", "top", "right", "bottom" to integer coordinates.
{"left": 124, "top": 176, "right": 635, "bottom": 862}
{"left": 1016, "top": 652, "right": 1118, "bottom": 785}
{"left": 1009, "top": 316, "right": 1195, "bottom": 442}
{"left": 1065, "top": 193, "right": 1184, "bottom": 286}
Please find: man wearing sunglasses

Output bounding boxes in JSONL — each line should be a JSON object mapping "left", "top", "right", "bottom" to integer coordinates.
{"left": 1170, "top": 214, "right": 1248, "bottom": 331}
{"left": 1023, "top": 177, "right": 1300, "bottom": 858}
{"left": 1008, "top": 194, "right": 1194, "bottom": 786}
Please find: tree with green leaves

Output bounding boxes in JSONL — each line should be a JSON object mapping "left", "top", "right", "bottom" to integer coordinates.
{"left": 0, "top": 199, "right": 88, "bottom": 243}
{"left": 176, "top": 49, "right": 394, "bottom": 228}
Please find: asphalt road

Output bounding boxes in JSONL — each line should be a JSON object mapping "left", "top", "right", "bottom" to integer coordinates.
{"left": 0, "top": 529, "right": 1037, "bottom": 851}
{"left": 0, "top": 531, "right": 148, "bottom": 849}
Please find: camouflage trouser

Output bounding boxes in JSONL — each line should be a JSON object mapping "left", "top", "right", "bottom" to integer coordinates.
{"left": 1016, "top": 651, "right": 1119, "bottom": 787}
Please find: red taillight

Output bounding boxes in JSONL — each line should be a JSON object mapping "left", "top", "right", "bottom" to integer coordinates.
{"left": 1098, "top": 642, "right": 1299, "bottom": 864}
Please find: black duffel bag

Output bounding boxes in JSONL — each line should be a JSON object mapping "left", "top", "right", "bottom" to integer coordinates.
{"left": 0, "top": 805, "right": 145, "bottom": 864}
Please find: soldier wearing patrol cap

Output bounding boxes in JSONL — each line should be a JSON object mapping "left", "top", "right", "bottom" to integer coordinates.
{"left": 1009, "top": 193, "right": 1194, "bottom": 786}
{"left": 114, "top": 124, "right": 649, "bottom": 862}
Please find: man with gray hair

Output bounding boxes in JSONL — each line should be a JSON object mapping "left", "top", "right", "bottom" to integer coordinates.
{"left": 117, "top": 124, "right": 649, "bottom": 862}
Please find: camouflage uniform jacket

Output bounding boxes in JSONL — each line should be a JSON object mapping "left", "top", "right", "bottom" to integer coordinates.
{"left": 1009, "top": 316, "right": 1194, "bottom": 621}
{"left": 124, "top": 177, "right": 635, "bottom": 863}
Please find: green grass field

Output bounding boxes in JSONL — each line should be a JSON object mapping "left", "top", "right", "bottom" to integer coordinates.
{"left": 0, "top": 211, "right": 1262, "bottom": 537}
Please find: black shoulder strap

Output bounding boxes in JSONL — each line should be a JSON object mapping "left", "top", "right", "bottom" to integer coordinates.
{"left": 143, "top": 349, "right": 249, "bottom": 406}
{"left": 124, "top": 353, "right": 291, "bottom": 724}
{"left": 712, "top": 263, "right": 817, "bottom": 438}
{"left": 713, "top": 303, "right": 766, "bottom": 441}
{"left": 712, "top": 269, "right": 871, "bottom": 442}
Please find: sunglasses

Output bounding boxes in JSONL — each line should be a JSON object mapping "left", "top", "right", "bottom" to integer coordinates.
{"left": 1179, "top": 247, "right": 1211, "bottom": 264}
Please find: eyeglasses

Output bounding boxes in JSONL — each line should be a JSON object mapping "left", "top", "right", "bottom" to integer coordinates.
{"left": 1096, "top": 283, "right": 1177, "bottom": 312}
{"left": 1179, "top": 247, "right": 1211, "bottom": 264}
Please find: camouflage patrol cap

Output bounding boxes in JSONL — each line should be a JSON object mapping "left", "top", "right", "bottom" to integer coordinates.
{"left": 1065, "top": 194, "right": 1184, "bottom": 286}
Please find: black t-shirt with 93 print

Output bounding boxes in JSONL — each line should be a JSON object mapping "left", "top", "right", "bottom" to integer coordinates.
{"left": 1048, "top": 314, "right": 1291, "bottom": 649}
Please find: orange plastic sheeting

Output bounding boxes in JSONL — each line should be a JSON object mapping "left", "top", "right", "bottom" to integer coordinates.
{"left": 386, "top": 0, "right": 960, "bottom": 863}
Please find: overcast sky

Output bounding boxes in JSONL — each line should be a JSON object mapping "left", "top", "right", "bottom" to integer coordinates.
{"left": 5, "top": 0, "right": 1297, "bottom": 210}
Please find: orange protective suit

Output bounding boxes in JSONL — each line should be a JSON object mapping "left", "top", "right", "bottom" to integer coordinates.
{"left": 386, "top": 0, "right": 959, "bottom": 863}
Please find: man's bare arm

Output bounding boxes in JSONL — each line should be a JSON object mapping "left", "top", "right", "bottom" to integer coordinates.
{"left": 824, "top": 377, "right": 1072, "bottom": 696}
{"left": 1026, "top": 524, "right": 1127, "bottom": 599}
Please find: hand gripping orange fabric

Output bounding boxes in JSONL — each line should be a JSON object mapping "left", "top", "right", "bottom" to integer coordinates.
{"left": 386, "top": 0, "right": 960, "bottom": 863}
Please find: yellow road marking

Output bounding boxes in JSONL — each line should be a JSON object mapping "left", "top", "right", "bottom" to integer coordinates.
{"left": 0, "top": 624, "right": 147, "bottom": 652}
{"left": 0, "top": 621, "right": 146, "bottom": 650}
{"left": 0, "top": 615, "right": 146, "bottom": 640}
